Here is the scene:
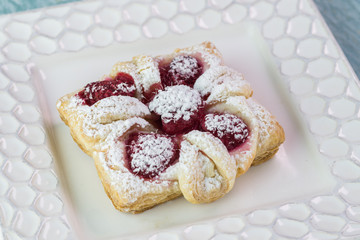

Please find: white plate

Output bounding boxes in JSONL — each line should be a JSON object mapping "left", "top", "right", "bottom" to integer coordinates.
{"left": 34, "top": 24, "right": 335, "bottom": 239}
{"left": 1, "top": 1, "right": 360, "bottom": 239}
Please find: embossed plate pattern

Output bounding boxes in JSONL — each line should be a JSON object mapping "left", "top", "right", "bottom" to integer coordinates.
{"left": 0, "top": 0, "right": 360, "bottom": 239}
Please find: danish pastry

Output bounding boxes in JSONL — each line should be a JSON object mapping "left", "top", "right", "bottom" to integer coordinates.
{"left": 57, "top": 42, "right": 285, "bottom": 213}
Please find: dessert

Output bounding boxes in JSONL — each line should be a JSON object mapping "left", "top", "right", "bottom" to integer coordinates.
{"left": 56, "top": 42, "right": 285, "bottom": 213}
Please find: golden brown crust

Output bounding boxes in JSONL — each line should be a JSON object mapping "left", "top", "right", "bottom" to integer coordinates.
{"left": 57, "top": 93, "right": 99, "bottom": 155}
{"left": 174, "top": 41, "right": 223, "bottom": 64}
{"left": 93, "top": 151, "right": 182, "bottom": 213}
{"left": 247, "top": 99, "right": 285, "bottom": 166}
{"left": 252, "top": 147, "right": 280, "bottom": 166}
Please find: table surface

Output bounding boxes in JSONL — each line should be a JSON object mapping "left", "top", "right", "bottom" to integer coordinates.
{"left": 0, "top": 0, "right": 359, "bottom": 79}
{"left": 313, "top": 0, "right": 360, "bottom": 80}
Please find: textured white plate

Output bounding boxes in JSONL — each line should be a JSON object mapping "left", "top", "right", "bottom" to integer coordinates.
{"left": 34, "top": 24, "right": 336, "bottom": 239}
{"left": 1, "top": 0, "right": 360, "bottom": 240}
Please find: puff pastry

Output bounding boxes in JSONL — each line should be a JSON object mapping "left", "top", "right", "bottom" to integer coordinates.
{"left": 57, "top": 42, "right": 285, "bottom": 213}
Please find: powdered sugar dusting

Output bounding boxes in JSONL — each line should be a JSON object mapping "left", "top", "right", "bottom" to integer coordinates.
{"left": 96, "top": 150, "right": 180, "bottom": 207}
{"left": 198, "top": 153, "right": 222, "bottom": 192}
{"left": 184, "top": 130, "right": 233, "bottom": 172}
{"left": 176, "top": 41, "right": 223, "bottom": 67}
{"left": 110, "top": 61, "right": 136, "bottom": 77}
{"left": 97, "top": 127, "right": 180, "bottom": 206}
{"left": 68, "top": 95, "right": 150, "bottom": 138}
{"left": 127, "top": 133, "right": 176, "bottom": 178}
{"left": 91, "top": 95, "right": 150, "bottom": 123}
{"left": 194, "top": 66, "right": 233, "bottom": 96}
{"left": 101, "top": 118, "right": 152, "bottom": 167}
{"left": 246, "top": 99, "right": 276, "bottom": 148}
{"left": 149, "top": 85, "right": 202, "bottom": 123}
{"left": 117, "top": 82, "right": 136, "bottom": 93}
{"left": 204, "top": 113, "right": 249, "bottom": 142}
{"left": 134, "top": 55, "right": 161, "bottom": 92}
{"left": 178, "top": 140, "right": 223, "bottom": 201}
{"left": 110, "top": 61, "right": 144, "bottom": 97}
{"left": 78, "top": 73, "right": 136, "bottom": 106}
{"left": 194, "top": 66, "right": 252, "bottom": 102}
{"left": 170, "top": 55, "right": 199, "bottom": 77}
{"left": 182, "top": 131, "right": 236, "bottom": 195}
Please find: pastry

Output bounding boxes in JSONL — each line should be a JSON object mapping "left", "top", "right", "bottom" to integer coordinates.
{"left": 57, "top": 42, "right": 285, "bottom": 213}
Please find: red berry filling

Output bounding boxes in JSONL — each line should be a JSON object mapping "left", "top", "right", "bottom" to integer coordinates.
{"left": 140, "top": 82, "right": 163, "bottom": 104}
{"left": 125, "top": 132, "right": 179, "bottom": 179}
{"left": 78, "top": 72, "right": 136, "bottom": 106}
{"left": 201, "top": 113, "right": 249, "bottom": 151}
{"left": 160, "top": 55, "right": 203, "bottom": 87}
{"left": 149, "top": 85, "right": 204, "bottom": 135}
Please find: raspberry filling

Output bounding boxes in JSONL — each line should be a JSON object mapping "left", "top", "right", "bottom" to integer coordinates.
{"left": 125, "top": 132, "right": 179, "bottom": 179}
{"left": 140, "top": 82, "right": 163, "bottom": 104}
{"left": 160, "top": 55, "right": 203, "bottom": 87}
{"left": 149, "top": 85, "right": 204, "bottom": 135}
{"left": 78, "top": 72, "right": 136, "bottom": 106}
{"left": 201, "top": 113, "right": 249, "bottom": 151}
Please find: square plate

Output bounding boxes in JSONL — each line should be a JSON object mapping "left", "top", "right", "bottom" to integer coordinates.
{"left": 33, "top": 23, "right": 335, "bottom": 239}
{"left": 1, "top": 1, "right": 360, "bottom": 239}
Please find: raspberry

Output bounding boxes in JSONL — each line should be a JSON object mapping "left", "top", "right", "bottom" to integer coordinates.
{"left": 160, "top": 55, "right": 203, "bottom": 87}
{"left": 78, "top": 72, "right": 136, "bottom": 106}
{"left": 125, "top": 132, "right": 179, "bottom": 179}
{"left": 149, "top": 85, "right": 204, "bottom": 135}
{"left": 201, "top": 113, "right": 249, "bottom": 151}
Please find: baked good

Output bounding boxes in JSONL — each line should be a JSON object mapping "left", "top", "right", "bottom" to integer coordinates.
{"left": 56, "top": 42, "right": 285, "bottom": 213}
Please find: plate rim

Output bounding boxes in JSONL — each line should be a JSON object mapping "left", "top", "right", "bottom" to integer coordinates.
{"left": 1, "top": 0, "right": 360, "bottom": 239}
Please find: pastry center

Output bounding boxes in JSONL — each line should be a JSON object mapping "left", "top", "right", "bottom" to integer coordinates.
{"left": 149, "top": 85, "right": 204, "bottom": 135}
{"left": 76, "top": 55, "right": 251, "bottom": 178}
{"left": 125, "top": 132, "right": 178, "bottom": 179}
{"left": 201, "top": 113, "right": 249, "bottom": 151}
{"left": 160, "top": 55, "right": 203, "bottom": 87}
{"left": 78, "top": 72, "right": 136, "bottom": 106}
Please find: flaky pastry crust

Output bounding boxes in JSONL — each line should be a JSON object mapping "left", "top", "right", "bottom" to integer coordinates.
{"left": 56, "top": 41, "right": 285, "bottom": 213}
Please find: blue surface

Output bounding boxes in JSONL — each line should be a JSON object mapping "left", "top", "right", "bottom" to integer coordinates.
{"left": 0, "top": 0, "right": 75, "bottom": 14}
{"left": 314, "top": 0, "right": 360, "bottom": 79}
{"left": 0, "top": 0, "right": 359, "bottom": 79}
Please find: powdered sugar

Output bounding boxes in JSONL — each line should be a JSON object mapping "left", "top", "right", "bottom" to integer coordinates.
{"left": 178, "top": 140, "right": 223, "bottom": 201}
{"left": 96, "top": 128, "right": 180, "bottom": 207}
{"left": 194, "top": 66, "right": 253, "bottom": 103}
{"left": 110, "top": 61, "right": 144, "bottom": 97}
{"left": 134, "top": 55, "right": 161, "bottom": 92}
{"left": 117, "top": 82, "right": 136, "bottom": 93}
{"left": 91, "top": 95, "right": 150, "bottom": 123}
{"left": 68, "top": 95, "right": 150, "bottom": 138}
{"left": 198, "top": 153, "right": 222, "bottom": 191}
{"left": 170, "top": 55, "right": 199, "bottom": 76}
{"left": 194, "top": 66, "right": 233, "bottom": 96}
{"left": 96, "top": 150, "right": 180, "bottom": 207}
{"left": 164, "top": 55, "right": 203, "bottom": 87}
{"left": 175, "top": 41, "right": 223, "bottom": 68}
{"left": 204, "top": 113, "right": 249, "bottom": 142}
{"left": 149, "top": 85, "right": 202, "bottom": 123}
{"left": 127, "top": 133, "right": 176, "bottom": 178}
{"left": 110, "top": 61, "right": 137, "bottom": 78}
{"left": 180, "top": 131, "right": 237, "bottom": 201}
{"left": 184, "top": 130, "right": 234, "bottom": 174}
{"left": 78, "top": 73, "right": 136, "bottom": 106}
{"left": 246, "top": 99, "right": 277, "bottom": 149}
